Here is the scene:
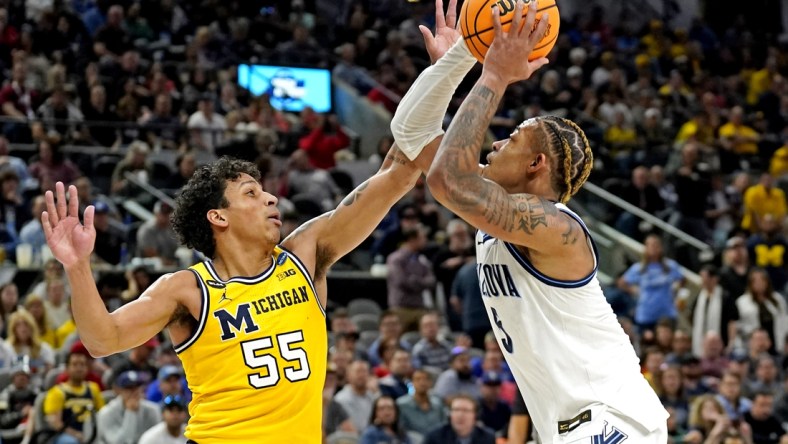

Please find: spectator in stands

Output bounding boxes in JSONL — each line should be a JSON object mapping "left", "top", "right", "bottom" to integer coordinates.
{"left": 618, "top": 234, "right": 685, "bottom": 334}
{"left": 93, "top": 5, "right": 129, "bottom": 58}
{"left": 0, "top": 364, "right": 37, "bottom": 438}
{"left": 44, "top": 351, "right": 105, "bottom": 444}
{"left": 41, "top": 277, "right": 69, "bottom": 329}
{"left": 720, "top": 236, "right": 751, "bottom": 301}
{"left": 745, "top": 330, "right": 774, "bottom": 380}
{"left": 386, "top": 224, "right": 434, "bottom": 332}
{"left": 686, "top": 394, "right": 752, "bottom": 444}
{"left": 658, "top": 364, "right": 689, "bottom": 431}
{"left": 691, "top": 265, "right": 739, "bottom": 355}
{"left": 434, "top": 347, "right": 479, "bottom": 401}
{"left": 0, "top": 60, "right": 38, "bottom": 142}
{"left": 424, "top": 394, "right": 495, "bottom": 444}
{"left": 670, "top": 142, "right": 713, "bottom": 245}
{"left": 747, "top": 215, "right": 788, "bottom": 291}
{"left": 451, "top": 259, "right": 491, "bottom": 349}
{"left": 615, "top": 165, "right": 665, "bottom": 239}
{"left": 741, "top": 173, "right": 787, "bottom": 234}
{"left": 91, "top": 201, "right": 124, "bottom": 265}
{"left": 431, "top": 219, "right": 474, "bottom": 329}
{"left": 110, "top": 338, "right": 158, "bottom": 384}
{"left": 28, "top": 138, "right": 81, "bottom": 190}
{"left": 665, "top": 329, "right": 692, "bottom": 364}
{"left": 744, "top": 391, "right": 787, "bottom": 444}
{"left": 6, "top": 310, "right": 54, "bottom": 381}
{"left": 774, "top": 373, "right": 788, "bottom": 427}
{"left": 187, "top": 94, "right": 226, "bottom": 153}
{"left": 735, "top": 269, "right": 787, "bottom": 354}
{"left": 0, "top": 170, "right": 25, "bottom": 258}
{"left": 699, "top": 332, "right": 730, "bottom": 379}
{"left": 146, "top": 365, "right": 190, "bottom": 406}
{"left": 367, "top": 311, "right": 410, "bottom": 368}
{"left": 144, "top": 94, "right": 181, "bottom": 151}
{"left": 717, "top": 370, "right": 753, "bottom": 423}
{"left": 378, "top": 348, "right": 412, "bottom": 400}
{"left": 335, "top": 360, "right": 377, "bottom": 433}
{"left": 359, "top": 395, "right": 412, "bottom": 444}
{"left": 120, "top": 265, "right": 153, "bottom": 302}
{"left": 282, "top": 149, "right": 341, "bottom": 214}
{"left": 411, "top": 311, "right": 452, "bottom": 374}
{"left": 746, "top": 355, "right": 782, "bottom": 399}
{"left": 73, "top": 177, "right": 117, "bottom": 221}
{"left": 135, "top": 201, "right": 178, "bottom": 266}
{"left": 138, "top": 395, "right": 188, "bottom": 444}
{"left": 111, "top": 140, "right": 153, "bottom": 202}
{"left": 0, "top": 282, "right": 19, "bottom": 339}
{"left": 322, "top": 362, "right": 356, "bottom": 439}
{"left": 719, "top": 106, "right": 761, "bottom": 169}
{"left": 23, "top": 294, "right": 57, "bottom": 348}
{"left": 165, "top": 152, "right": 196, "bottom": 191}
{"left": 298, "top": 113, "right": 350, "bottom": 170}
{"left": 0, "top": 135, "right": 33, "bottom": 191}
{"left": 36, "top": 86, "right": 85, "bottom": 144}
{"left": 681, "top": 355, "right": 714, "bottom": 399}
{"left": 397, "top": 369, "right": 444, "bottom": 436}
{"left": 96, "top": 370, "right": 160, "bottom": 444}
{"left": 478, "top": 371, "right": 510, "bottom": 434}
{"left": 372, "top": 204, "right": 422, "bottom": 261}
{"left": 20, "top": 195, "right": 48, "bottom": 255}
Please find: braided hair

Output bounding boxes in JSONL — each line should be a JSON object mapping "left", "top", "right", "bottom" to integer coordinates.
{"left": 539, "top": 116, "right": 593, "bottom": 204}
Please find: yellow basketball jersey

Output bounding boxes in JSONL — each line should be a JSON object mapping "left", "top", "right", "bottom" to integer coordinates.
{"left": 176, "top": 246, "right": 327, "bottom": 443}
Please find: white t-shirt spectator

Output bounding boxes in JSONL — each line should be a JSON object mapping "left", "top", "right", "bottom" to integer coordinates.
{"left": 138, "top": 422, "right": 187, "bottom": 444}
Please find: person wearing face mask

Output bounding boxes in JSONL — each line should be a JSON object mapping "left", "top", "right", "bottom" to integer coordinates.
{"left": 433, "top": 347, "right": 480, "bottom": 402}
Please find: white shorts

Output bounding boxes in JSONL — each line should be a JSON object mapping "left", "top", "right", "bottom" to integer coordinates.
{"left": 556, "top": 404, "right": 667, "bottom": 444}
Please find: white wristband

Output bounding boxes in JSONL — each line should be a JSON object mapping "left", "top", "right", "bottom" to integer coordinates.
{"left": 391, "top": 40, "right": 477, "bottom": 160}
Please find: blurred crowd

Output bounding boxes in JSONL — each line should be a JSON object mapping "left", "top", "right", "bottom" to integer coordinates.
{"left": 0, "top": 0, "right": 782, "bottom": 443}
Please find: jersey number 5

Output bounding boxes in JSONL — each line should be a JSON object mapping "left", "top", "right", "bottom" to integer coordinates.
{"left": 491, "top": 307, "right": 514, "bottom": 354}
{"left": 240, "top": 330, "right": 311, "bottom": 389}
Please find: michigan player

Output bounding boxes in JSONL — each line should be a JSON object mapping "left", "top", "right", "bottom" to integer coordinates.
{"left": 391, "top": 1, "right": 669, "bottom": 442}
{"left": 42, "top": 145, "right": 433, "bottom": 442}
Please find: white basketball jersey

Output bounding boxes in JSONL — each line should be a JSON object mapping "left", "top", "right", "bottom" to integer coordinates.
{"left": 475, "top": 204, "right": 667, "bottom": 443}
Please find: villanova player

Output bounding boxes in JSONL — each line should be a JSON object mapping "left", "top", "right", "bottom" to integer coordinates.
{"left": 41, "top": 146, "right": 432, "bottom": 443}
{"left": 391, "top": 1, "right": 668, "bottom": 442}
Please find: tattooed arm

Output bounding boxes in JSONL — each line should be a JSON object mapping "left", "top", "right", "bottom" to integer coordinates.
{"left": 282, "top": 142, "right": 438, "bottom": 279}
{"left": 426, "top": 1, "right": 578, "bottom": 253}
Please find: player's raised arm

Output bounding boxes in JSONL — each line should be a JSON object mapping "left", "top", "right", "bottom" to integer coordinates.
{"left": 426, "top": 2, "right": 572, "bottom": 252}
{"left": 43, "top": 182, "right": 194, "bottom": 357}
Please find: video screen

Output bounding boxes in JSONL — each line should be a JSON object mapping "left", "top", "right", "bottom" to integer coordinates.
{"left": 237, "top": 64, "right": 332, "bottom": 113}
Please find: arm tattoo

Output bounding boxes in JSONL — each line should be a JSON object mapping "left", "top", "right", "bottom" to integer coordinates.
{"left": 441, "top": 84, "right": 502, "bottom": 211}
{"left": 341, "top": 180, "right": 370, "bottom": 207}
{"left": 285, "top": 212, "right": 330, "bottom": 243}
{"left": 561, "top": 215, "right": 579, "bottom": 245}
{"left": 384, "top": 150, "right": 409, "bottom": 166}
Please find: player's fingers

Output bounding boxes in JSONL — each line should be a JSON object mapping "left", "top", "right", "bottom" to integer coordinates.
{"left": 521, "top": 0, "right": 537, "bottom": 38}
{"left": 41, "top": 211, "right": 53, "bottom": 239}
{"left": 529, "top": 57, "right": 550, "bottom": 73}
{"left": 68, "top": 185, "right": 79, "bottom": 218}
{"left": 45, "top": 189, "right": 59, "bottom": 226}
{"left": 491, "top": 5, "right": 503, "bottom": 38}
{"left": 56, "top": 181, "right": 67, "bottom": 220}
{"left": 446, "top": 0, "right": 458, "bottom": 29}
{"left": 435, "top": 0, "right": 446, "bottom": 29}
{"left": 510, "top": 0, "right": 524, "bottom": 37}
{"left": 83, "top": 205, "right": 95, "bottom": 231}
{"left": 530, "top": 13, "right": 549, "bottom": 47}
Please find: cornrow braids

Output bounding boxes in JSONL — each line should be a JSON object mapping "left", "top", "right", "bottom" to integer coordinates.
{"left": 540, "top": 116, "right": 594, "bottom": 203}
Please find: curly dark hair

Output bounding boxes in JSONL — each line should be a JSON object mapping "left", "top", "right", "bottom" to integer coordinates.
{"left": 171, "top": 157, "right": 261, "bottom": 259}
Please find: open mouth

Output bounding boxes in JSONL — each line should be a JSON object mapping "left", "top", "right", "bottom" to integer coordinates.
{"left": 268, "top": 213, "right": 282, "bottom": 226}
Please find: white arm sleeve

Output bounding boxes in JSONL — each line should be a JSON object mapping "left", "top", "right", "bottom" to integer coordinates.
{"left": 390, "top": 40, "right": 477, "bottom": 160}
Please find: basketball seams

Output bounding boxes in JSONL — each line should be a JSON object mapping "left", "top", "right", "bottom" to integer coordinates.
{"left": 467, "top": 0, "right": 495, "bottom": 61}
{"left": 463, "top": 3, "right": 557, "bottom": 41}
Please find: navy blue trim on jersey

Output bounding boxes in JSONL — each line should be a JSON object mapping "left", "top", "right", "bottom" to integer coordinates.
{"left": 277, "top": 245, "right": 325, "bottom": 317}
{"left": 203, "top": 255, "right": 276, "bottom": 285}
{"left": 174, "top": 269, "right": 210, "bottom": 354}
{"left": 501, "top": 209, "right": 599, "bottom": 289}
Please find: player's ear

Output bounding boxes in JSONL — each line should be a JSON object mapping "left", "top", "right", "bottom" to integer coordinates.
{"left": 529, "top": 153, "right": 547, "bottom": 170}
{"left": 207, "top": 209, "right": 228, "bottom": 228}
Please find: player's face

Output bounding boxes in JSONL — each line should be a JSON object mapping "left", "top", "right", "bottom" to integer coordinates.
{"left": 222, "top": 174, "right": 281, "bottom": 245}
{"left": 482, "top": 119, "right": 544, "bottom": 192}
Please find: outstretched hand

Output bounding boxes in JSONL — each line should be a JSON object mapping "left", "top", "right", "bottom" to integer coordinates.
{"left": 483, "top": 0, "right": 550, "bottom": 85}
{"left": 419, "top": 0, "right": 462, "bottom": 64}
{"left": 42, "top": 182, "right": 96, "bottom": 269}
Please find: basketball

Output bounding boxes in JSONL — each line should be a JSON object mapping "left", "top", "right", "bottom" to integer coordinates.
{"left": 460, "top": 0, "right": 560, "bottom": 64}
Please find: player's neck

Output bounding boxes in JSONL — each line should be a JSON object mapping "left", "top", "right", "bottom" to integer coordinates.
{"left": 212, "top": 246, "right": 275, "bottom": 279}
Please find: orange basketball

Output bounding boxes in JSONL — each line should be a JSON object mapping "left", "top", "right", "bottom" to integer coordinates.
{"left": 460, "top": 0, "right": 560, "bottom": 64}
